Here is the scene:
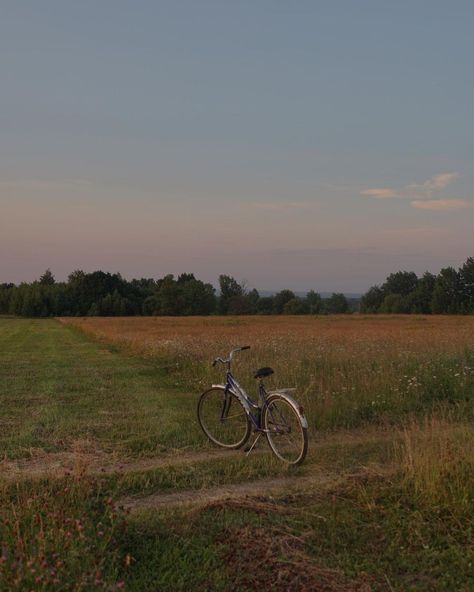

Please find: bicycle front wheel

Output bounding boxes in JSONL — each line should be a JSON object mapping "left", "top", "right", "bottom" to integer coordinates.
{"left": 263, "top": 394, "right": 308, "bottom": 465}
{"left": 197, "top": 387, "right": 251, "bottom": 449}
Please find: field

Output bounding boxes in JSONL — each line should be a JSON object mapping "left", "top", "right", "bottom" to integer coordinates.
{"left": 1, "top": 315, "right": 473, "bottom": 591}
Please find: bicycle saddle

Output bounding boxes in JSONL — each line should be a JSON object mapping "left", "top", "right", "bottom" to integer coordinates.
{"left": 254, "top": 367, "right": 274, "bottom": 379}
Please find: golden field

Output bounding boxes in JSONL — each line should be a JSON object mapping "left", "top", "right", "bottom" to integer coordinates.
{"left": 63, "top": 315, "right": 474, "bottom": 431}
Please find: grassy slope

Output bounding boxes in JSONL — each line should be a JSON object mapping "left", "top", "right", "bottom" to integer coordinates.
{"left": 1, "top": 318, "right": 472, "bottom": 591}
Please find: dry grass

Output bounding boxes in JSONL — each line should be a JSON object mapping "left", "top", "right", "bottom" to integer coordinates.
{"left": 63, "top": 315, "right": 474, "bottom": 431}
{"left": 0, "top": 474, "right": 127, "bottom": 590}
{"left": 220, "top": 524, "right": 382, "bottom": 591}
{"left": 399, "top": 417, "right": 474, "bottom": 511}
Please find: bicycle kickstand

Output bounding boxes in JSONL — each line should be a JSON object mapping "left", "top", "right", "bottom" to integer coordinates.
{"left": 245, "top": 432, "right": 262, "bottom": 456}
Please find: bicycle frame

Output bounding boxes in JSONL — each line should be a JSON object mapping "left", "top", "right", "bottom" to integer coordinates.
{"left": 212, "top": 369, "right": 308, "bottom": 433}
{"left": 225, "top": 370, "right": 264, "bottom": 430}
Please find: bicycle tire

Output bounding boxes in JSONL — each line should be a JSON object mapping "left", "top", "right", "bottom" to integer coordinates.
{"left": 263, "top": 394, "right": 308, "bottom": 466}
{"left": 197, "top": 387, "right": 251, "bottom": 449}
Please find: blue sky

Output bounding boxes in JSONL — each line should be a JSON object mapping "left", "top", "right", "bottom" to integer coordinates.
{"left": 1, "top": 1, "right": 473, "bottom": 291}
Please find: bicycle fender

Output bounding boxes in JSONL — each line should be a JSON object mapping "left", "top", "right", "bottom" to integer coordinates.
{"left": 211, "top": 384, "right": 252, "bottom": 415}
{"left": 268, "top": 391, "right": 308, "bottom": 429}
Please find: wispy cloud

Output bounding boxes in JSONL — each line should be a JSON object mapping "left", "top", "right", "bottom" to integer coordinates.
{"left": 421, "top": 173, "right": 459, "bottom": 191}
{"left": 360, "top": 172, "right": 468, "bottom": 210}
{"left": 360, "top": 188, "right": 401, "bottom": 199}
{"left": 410, "top": 199, "right": 472, "bottom": 210}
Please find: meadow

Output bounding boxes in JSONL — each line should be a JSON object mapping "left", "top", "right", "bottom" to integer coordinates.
{"left": 0, "top": 315, "right": 473, "bottom": 591}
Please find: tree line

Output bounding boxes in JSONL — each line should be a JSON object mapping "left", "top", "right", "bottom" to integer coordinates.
{"left": 360, "top": 256, "right": 474, "bottom": 314}
{"left": 0, "top": 270, "right": 351, "bottom": 317}
{"left": 1, "top": 256, "right": 471, "bottom": 317}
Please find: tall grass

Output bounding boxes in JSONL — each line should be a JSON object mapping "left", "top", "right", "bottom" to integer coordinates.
{"left": 400, "top": 418, "right": 474, "bottom": 513}
{"left": 64, "top": 316, "right": 474, "bottom": 431}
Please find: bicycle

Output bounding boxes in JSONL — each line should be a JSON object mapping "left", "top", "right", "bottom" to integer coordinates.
{"left": 197, "top": 346, "right": 308, "bottom": 466}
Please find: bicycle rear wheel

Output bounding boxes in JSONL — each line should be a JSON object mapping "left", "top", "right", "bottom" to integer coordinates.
{"left": 263, "top": 394, "right": 308, "bottom": 465}
{"left": 197, "top": 387, "right": 251, "bottom": 449}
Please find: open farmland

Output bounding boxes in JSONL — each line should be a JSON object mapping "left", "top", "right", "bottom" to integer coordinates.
{"left": 63, "top": 315, "right": 474, "bottom": 431}
{"left": 1, "top": 316, "right": 473, "bottom": 591}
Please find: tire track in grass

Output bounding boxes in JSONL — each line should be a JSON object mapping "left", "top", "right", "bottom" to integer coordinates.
{"left": 119, "top": 463, "right": 396, "bottom": 513}
{"left": 1, "top": 425, "right": 395, "bottom": 482}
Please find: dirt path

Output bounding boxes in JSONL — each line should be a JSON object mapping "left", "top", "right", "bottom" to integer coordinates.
{"left": 0, "top": 425, "right": 394, "bottom": 483}
{"left": 120, "top": 463, "right": 396, "bottom": 513}
{"left": 0, "top": 447, "right": 244, "bottom": 482}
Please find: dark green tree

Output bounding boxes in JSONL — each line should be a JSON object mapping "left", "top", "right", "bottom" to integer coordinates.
{"left": 218, "top": 275, "right": 244, "bottom": 314}
{"left": 156, "top": 275, "right": 182, "bottom": 315}
{"left": 382, "top": 271, "right": 418, "bottom": 297}
{"left": 431, "top": 267, "right": 462, "bottom": 314}
{"left": 305, "top": 290, "right": 322, "bottom": 314}
{"left": 380, "top": 293, "right": 409, "bottom": 314}
{"left": 39, "top": 269, "right": 55, "bottom": 285}
{"left": 180, "top": 278, "right": 216, "bottom": 315}
{"left": 256, "top": 296, "right": 274, "bottom": 315}
{"left": 324, "top": 293, "right": 349, "bottom": 314}
{"left": 283, "top": 297, "right": 310, "bottom": 315}
{"left": 406, "top": 272, "right": 436, "bottom": 313}
{"left": 273, "top": 290, "right": 296, "bottom": 314}
{"left": 459, "top": 257, "right": 474, "bottom": 313}
{"left": 360, "top": 286, "right": 384, "bottom": 313}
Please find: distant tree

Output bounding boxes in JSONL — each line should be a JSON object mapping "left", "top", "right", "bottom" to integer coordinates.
{"left": 256, "top": 296, "right": 274, "bottom": 315}
{"left": 68, "top": 270, "right": 86, "bottom": 283}
{"left": 177, "top": 273, "right": 196, "bottom": 285}
{"left": 273, "top": 290, "right": 296, "bottom": 314}
{"left": 382, "top": 271, "right": 418, "bottom": 297}
{"left": 87, "top": 302, "right": 100, "bottom": 316}
{"left": 360, "top": 286, "right": 384, "bottom": 313}
{"left": 218, "top": 275, "right": 244, "bottom": 314}
{"left": 431, "top": 267, "right": 462, "bottom": 314}
{"left": 156, "top": 275, "right": 182, "bottom": 315}
{"left": 305, "top": 290, "right": 322, "bottom": 314}
{"left": 39, "top": 268, "right": 55, "bottom": 285}
{"left": 143, "top": 295, "right": 160, "bottom": 316}
{"left": 406, "top": 272, "right": 436, "bottom": 314}
{"left": 180, "top": 278, "right": 216, "bottom": 315}
{"left": 283, "top": 297, "right": 310, "bottom": 315}
{"left": 0, "top": 284, "right": 14, "bottom": 314}
{"left": 112, "top": 290, "right": 129, "bottom": 316}
{"left": 380, "top": 293, "right": 409, "bottom": 314}
{"left": 324, "top": 293, "right": 349, "bottom": 314}
{"left": 459, "top": 257, "right": 474, "bottom": 313}
{"left": 246, "top": 289, "right": 260, "bottom": 315}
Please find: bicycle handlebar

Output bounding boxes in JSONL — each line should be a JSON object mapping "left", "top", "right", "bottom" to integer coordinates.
{"left": 212, "top": 346, "right": 250, "bottom": 367}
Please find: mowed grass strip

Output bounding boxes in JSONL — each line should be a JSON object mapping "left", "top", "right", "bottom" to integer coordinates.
{"left": 0, "top": 318, "right": 204, "bottom": 459}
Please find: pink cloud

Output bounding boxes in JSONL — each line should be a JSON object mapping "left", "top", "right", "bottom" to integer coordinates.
{"left": 360, "top": 188, "right": 400, "bottom": 199}
{"left": 423, "top": 172, "right": 459, "bottom": 191}
{"left": 361, "top": 172, "right": 461, "bottom": 203}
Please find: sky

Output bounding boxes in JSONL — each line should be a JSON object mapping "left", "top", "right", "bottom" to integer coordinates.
{"left": 1, "top": 1, "right": 473, "bottom": 293}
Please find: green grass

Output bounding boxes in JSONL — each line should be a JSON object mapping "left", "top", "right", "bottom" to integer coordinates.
{"left": 119, "top": 465, "right": 473, "bottom": 592}
{"left": 0, "top": 318, "right": 204, "bottom": 459}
